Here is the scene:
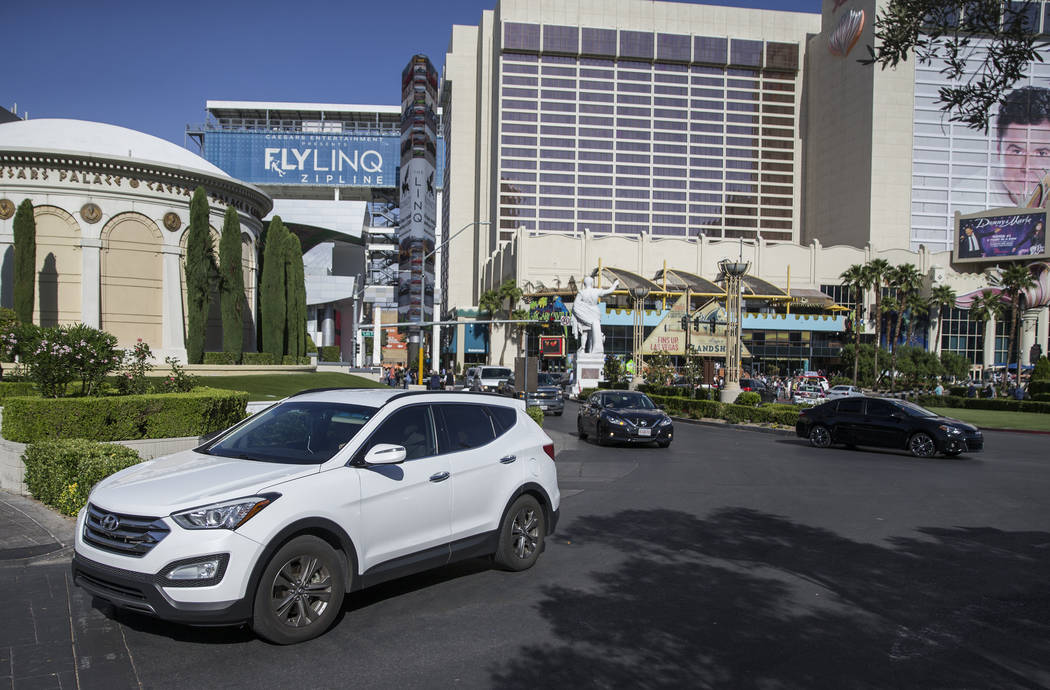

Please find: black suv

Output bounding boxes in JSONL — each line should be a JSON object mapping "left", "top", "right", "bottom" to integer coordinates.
{"left": 795, "top": 397, "right": 983, "bottom": 458}
{"left": 739, "top": 378, "right": 776, "bottom": 404}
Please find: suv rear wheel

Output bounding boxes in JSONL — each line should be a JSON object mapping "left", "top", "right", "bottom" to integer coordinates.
{"left": 494, "top": 495, "right": 546, "bottom": 571}
{"left": 252, "top": 535, "right": 346, "bottom": 645}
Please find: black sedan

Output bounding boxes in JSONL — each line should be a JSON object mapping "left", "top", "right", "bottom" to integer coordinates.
{"left": 577, "top": 390, "right": 673, "bottom": 448}
{"left": 795, "top": 396, "right": 983, "bottom": 458}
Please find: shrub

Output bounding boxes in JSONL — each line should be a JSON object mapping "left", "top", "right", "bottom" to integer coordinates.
{"left": 2, "top": 387, "right": 248, "bottom": 443}
{"left": 1029, "top": 380, "right": 1050, "bottom": 397}
{"left": 319, "top": 346, "right": 341, "bottom": 362}
{"left": 1033, "top": 393, "right": 1050, "bottom": 402}
{"left": 203, "top": 351, "right": 239, "bottom": 365}
{"left": 306, "top": 333, "right": 317, "bottom": 353}
{"left": 1032, "top": 356, "right": 1050, "bottom": 381}
{"left": 915, "top": 394, "right": 1050, "bottom": 414}
{"left": 578, "top": 387, "right": 597, "bottom": 400}
{"left": 116, "top": 339, "right": 153, "bottom": 395}
{"left": 0, "top": 381, "right": 36, "bottom": 401}
{"left": 948, "top": 386, "right": 968, "bottom": 397}
{"left": 830, "top": 376, "right": 852, "bottom": 387}
{"left": 596, "top": 381, "right": 629, "bottom": 390}
{"left": 243, "top": 352, "right": 276, "bottom": 365}
{"left": 526, "top": 406, "right": 544, "bottom": 427}
{"left": 734, "top": 391, "right": 761, "bottom": 407}
{"left": 157, "top": 357, "right": 197, "bottom": 393}
{"left": 23, "top": 439, "right": 143, "bottom": 516}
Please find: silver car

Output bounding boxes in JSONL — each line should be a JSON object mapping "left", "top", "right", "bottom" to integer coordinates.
{"left": 827, "top": 384, "right": 864, "bottom": 400}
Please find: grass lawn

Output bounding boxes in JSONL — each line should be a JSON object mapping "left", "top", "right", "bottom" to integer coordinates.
{"left": 926, "top": 407, "right": 1050, "bottom": 432}
{"left": 197, "top": 372, "right": 386, "bottom": 401}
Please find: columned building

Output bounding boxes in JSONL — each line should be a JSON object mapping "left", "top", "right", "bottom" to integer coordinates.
{"left": 0, "top": 118, "right": 270, "bottom": 361}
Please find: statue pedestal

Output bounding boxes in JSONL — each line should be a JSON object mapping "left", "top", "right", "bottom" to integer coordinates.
{"left": 573, "top": 353, "right": 604, "bottom": 398}
{"left": 719, "top": 382, "right": 741, "bottom": 404}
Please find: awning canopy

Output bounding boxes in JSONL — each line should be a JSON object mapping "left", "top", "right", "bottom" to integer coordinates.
{"left": 789, "top": 288, "right": 835, "bottom": 306}
{"left": 594, "top": 266, "right": 662, "bottom": 293}
{"left": 653, "top": 268, "right": 722, "bottom": 294}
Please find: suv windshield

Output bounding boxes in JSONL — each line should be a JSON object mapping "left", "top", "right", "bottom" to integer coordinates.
{"left": 537, "top": 373, "right": 561, "bottom": 386}
{"left": 481, "top": 367, "right": 512, "bottom": 379}
{"left": 603, "top": 393, "right": 655, "bottom": 409}
{"left": 204, "top": 401, "right": 376, "bottom": 464}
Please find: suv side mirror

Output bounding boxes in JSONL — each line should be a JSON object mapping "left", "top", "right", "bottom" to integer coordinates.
{"left": 363, "top": 444, "right": 406, "bottom": 465}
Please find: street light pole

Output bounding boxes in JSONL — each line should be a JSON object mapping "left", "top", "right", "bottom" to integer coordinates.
{"left": 631, "top": 286, "right": 650, "bottom": 389}
{"left": 718, "top": 256, "right": 750, "bottom": 403}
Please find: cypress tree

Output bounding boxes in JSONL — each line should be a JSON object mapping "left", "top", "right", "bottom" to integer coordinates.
{"left": 260, "top": 217, "right": 287, "bottom": 358}
{"left": 12, "top": 199, "right": 36, "bottom": 324}
{"left": 184, "top": 187, "right": 214, "bottom": 364}
{"left": 218, "top": 206, "right": 244, "bottom": 362}
{"left": 283, "top": 231, "right": 306, "bottom": 360}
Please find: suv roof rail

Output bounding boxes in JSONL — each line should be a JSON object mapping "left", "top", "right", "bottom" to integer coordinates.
{"left": 383, "top": 390, "right": 511, "bottom": 405}
{"left": 287, "top": 387, "right": 383, "bottom": 398}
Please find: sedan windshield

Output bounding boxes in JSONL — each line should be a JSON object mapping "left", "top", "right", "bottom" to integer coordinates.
{"left": 603, "top": 393, "right": 656, "bottom": 409}
{"left": 204, "top": 402, "right": 376, "bottom": 464}
{"left": 897, "top": 400, "right": 939, "bottom": 418}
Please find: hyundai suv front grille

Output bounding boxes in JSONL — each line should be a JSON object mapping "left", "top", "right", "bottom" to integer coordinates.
{"left": 84, "top": 503, "right": 170, "bottom": 557}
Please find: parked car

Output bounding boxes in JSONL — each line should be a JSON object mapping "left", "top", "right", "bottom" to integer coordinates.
{"left": 72, "top": 389, "right": 560, "bottom": 644}
{"left": 739, "top": 378, "right": 776, "bottom": 404}
{"left": 471, "top": 366, "right": 514, "bottom": 392}
{"left": 793, "top": 384, "right": 825, "bottom": 405}
{"left": 502, "top": 373, "right": 565, "bottom": 415}
{"left": 577, "top": 390, "right": 673, "bottom": 448}
{"left": 798, "top": 375, "right": 830, "bottom": 392}
{"left": 795, "top": 396, "right": 983, "bottom": 458}
{"left": 826, "top": 384, "right": 864, "bottom": 400}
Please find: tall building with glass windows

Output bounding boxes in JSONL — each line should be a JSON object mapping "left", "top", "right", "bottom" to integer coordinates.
{"left": 441, "top": 0, "right": 820, "bottom": 311}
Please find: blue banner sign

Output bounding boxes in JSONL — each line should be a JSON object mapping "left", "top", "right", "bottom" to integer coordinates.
{"left": 203, "top": 131, "right": 398, "bottom": 187}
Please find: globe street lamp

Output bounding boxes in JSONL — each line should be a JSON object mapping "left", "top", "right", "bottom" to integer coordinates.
{"left": 718, "top": 257, "right": 750, "bottom": 403}
{"left": 631, "top": 286, "right": 650, "bottom": 389}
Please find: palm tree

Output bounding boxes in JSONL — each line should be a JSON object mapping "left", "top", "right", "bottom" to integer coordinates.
{"left": 839, "top": 264, "right": 866, "bottom": 387}
{"left": 969, "top": 290, "right": 1006, "bottom": 383}
{"left": 479, "top": 279, "right": 525, "bottom": 366}
{"left": 998, "top": 264, "right": 1037, "bottom": 394}
{"left": 886, "top": 263, "right": 923, "bottom": 392}
{"left": 927, "top": 284, "right": 957, "bottom": 355}
{"left": 478, "top": 287, "right": 503, "bottom": 363}
{"left": 862, "top": 258, "right": 891, "bottom": 389}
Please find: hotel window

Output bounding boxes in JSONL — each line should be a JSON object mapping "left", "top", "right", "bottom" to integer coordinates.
{"left": 504, "top": 23, "right": 541, "bottom": 52}
{"left": 940, "top": 307, "right": 984, "bottom": 364}
{"left": 730, "top": 40, "right": 763, "bottom": 67}
{"left": 543, "top": 25, "right": 579, "bottom": 53}
{"left": 765, "top": 43, "right": 799, "bottom": 72}
{"left": 620, "top": 31, "right": 654, "bottom": 60}
{"left": 657, "top": 33, "right": 691, "bottom": 62}
{"left": 694, "top": 36, "right": 728, "bottom": 65}
{"left": 582, "top": 28, "right": 617, "bottom": 57}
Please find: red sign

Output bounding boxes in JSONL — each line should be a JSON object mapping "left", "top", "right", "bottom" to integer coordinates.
{"left": 539, "top": 336, "right": 564, "bottom": 357}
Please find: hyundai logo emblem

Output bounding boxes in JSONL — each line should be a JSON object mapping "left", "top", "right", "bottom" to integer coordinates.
{"left": 101, "top": 514, "right": 120, "bottom": 532}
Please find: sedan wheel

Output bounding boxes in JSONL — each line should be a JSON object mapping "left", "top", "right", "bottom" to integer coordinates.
{"left": 809, "top": 424, "right": 832, "bottom": 449}
{"left": 909, "top": 432, "right": 937, "bottom": 458}
{"left": 577, "top": 418, "right": 588, "bottom": 440}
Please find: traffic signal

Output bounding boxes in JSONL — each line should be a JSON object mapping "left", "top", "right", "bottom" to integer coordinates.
{"left": 680, "top": 316, "right": 689, "bottom": 331}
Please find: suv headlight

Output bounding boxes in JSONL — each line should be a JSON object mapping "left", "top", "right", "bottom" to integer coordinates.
{"left": 171, "top": 495, "right": 277, "bottom": 530}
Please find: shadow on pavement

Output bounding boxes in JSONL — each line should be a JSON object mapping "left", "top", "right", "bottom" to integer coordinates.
{"left": 491, "top": 507, "right": 1050, "bottom": 688}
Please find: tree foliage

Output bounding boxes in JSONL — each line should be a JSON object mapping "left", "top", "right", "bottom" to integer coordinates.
{"left": 184, "top": 187, "right": 215, "bottom": 364}
{"left": 1032, "top": 355, "right": 1050, "bottom": 380}
{"left": 863, "top": 0, "right": 1046, "bottom": 131}
{"left": 603, "top": 354, "right": 625, "bottom": 384}
{"left": 218, "top": 207, "right": 244, "bottom": 362}
{"left": 283, "top": 231, "right": 307, "bottom": 361}
{"left": 12, "top": 199, "right": 36, "bottom": 324}
{"left": 840, "top": 264, "right": 867, "bottom": 386}
{"left": 940, "top": 350, "right": 972, "bottom": 380}
{"left": 998, "top": 263, "right": 1037, "bottom": 392}
{"left": 260, "top": 217, "right": 288, "bottom": 358}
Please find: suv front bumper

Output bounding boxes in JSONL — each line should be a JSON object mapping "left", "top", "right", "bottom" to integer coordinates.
{"left": 72, "top": 553, "right": 252, "bottom": 625}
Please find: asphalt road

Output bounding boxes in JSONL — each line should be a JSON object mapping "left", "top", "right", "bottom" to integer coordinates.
{"left": 4, "top": 402, "right": 1050, "bottom": 689}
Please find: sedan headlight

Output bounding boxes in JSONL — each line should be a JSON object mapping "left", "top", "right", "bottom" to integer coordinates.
{"left": 171, "top": 495, "right": 277, "bottom": 530}
{"left": 937, "top": 425, "right": 962, "bottom": 435}
{"left": 657, "top": 416, "right": 672, "bottom": 426}
{"left": 604, "top": 413, "right": 628, "bottom": 426}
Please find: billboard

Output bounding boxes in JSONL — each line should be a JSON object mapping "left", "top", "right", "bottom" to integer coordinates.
{"left": 397, "top": 55, "right": 439, "bottom": 323}
{"left": 639, "top": 296, "right": 750, "bottom": 356}
{"left": 202, "top": 131, "right": 398, "bottom": 187}
{"left": 954, "top": 208, "right": 1048, "bottom": 263}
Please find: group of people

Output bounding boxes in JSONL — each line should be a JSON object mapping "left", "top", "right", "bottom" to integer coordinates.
{"left": 380, "top": 365, "right": 456, "bottom": 390}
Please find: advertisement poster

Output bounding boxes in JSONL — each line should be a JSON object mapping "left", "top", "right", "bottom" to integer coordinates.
{"left": 397, "top": 55, "right": 439, "bottom": 322}
{"left": 954, "top": 209, "right": 1048, "bottom": 263}
{"left": 640, "top": 296, "right": 750, "bottom": 356}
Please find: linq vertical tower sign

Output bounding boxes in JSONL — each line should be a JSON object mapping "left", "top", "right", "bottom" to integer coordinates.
{"left": 398, "top": 55, "right": 439, "bottom": 339}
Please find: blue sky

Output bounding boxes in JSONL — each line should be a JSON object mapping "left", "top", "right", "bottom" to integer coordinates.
{"left": 8, "top": 0, "right": 819, "bottom": 149}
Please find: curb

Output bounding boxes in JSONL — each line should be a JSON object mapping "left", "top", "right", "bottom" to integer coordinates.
{"left": 979, "top": 427, "right": 1050, "bottom": 435}
{"left": 670, "top": 415, "right": 794, "bottom": 436}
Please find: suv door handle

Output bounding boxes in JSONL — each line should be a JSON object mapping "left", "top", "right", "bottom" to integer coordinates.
{"left": 429, "top": 472, "right": 450, "bottom": 483}
{"left": 499, "top": 455, "right": 516, "bottom": 464}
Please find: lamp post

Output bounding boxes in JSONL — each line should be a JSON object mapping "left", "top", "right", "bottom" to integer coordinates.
{"left": 631, "top": 286, "right": 650, "bottom": 389}
{"left": 718, "top": 257, "right": 750, "bottom": 403}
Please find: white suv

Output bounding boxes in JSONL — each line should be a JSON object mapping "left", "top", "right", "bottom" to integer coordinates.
{"left": 72, "top": 389, "right": 560, "bottom": 644}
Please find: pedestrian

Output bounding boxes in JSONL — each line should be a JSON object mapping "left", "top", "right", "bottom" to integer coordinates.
{"left": 933, "top": 382, "right": 944, "bottom": 396}
{"left": 967, "top": 381, "right": 977, "bottom": 398}
{"left": 445, "top": 368, "right": 455, "bottom": 388}
{"left": 430, "top": 370, "right": 442, "bottom": 390}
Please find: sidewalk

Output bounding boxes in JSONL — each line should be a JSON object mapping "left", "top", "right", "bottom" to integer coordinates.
{"left": 0, "top": 492, "right": 75, "bottom": 565}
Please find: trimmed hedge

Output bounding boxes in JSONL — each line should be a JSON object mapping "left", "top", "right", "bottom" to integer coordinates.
{"left": 596, "top": 381, "right": 630, "bottom": 390}
{"left": 243, "top": 352, "right": 275, "bottom": 365}
{"left": 281, "top": 355, "right": 311, "bottom": 365}
{"left": 319, "top": 346, "right": 340, "bottom": 362}
{"left": 1029, "top": 381, "right": 1050, "bottom": 397}
{"left": 914, "top": 394, "right": 1050, "bottom": 414}
{"left": 648, "top": 394, "right": 800, "bottom": 427}
{"left": 203, "top": 351, "right": 239, "bottom": 365}
{"left": 2, "top": 387, "right": 248, "bottom": 443}
{"left": 526, "top": 406, "right": 544, "bottom": 427}
{"left": 735, "top": 392, "right": 761, "bottom": 407}
{"left": 23, "top": 439, "right": 143, "bottom": 516}
{"left": 0, "top": 381, "right": 36, "bottom": 402}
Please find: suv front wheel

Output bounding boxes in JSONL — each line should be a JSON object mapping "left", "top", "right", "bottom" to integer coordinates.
{"left": 494, "top": 495, "right": 546, "bottom": 572}
{"left": 252, "top": 535, "right": 346, "bottom": 645}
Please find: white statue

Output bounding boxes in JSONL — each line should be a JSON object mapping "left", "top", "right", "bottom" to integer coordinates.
{"left": 571, "top": 276, "right": 620, "bottom": 355}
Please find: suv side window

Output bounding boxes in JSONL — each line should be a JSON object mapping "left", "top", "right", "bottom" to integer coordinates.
{"left": 487, "top": 405, "right": 517, "bottom": 436}
{"left": 435, "top": 404, "right": 497, "bottom": 451}
{"left": 357, "top": 405, "right": 436, "bottom": 462}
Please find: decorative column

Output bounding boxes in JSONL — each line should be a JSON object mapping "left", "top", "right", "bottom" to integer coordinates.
{"left": 80, "top": 237, "right": 102, "bottom": 328}
{"left": 983, "top": 316, "right": 997, "bottom": 373}
{"left": 1039, "top": 305, "right": 1049, "bottom": 360}
{"left": 1020, "top": 308, "right": 1040, "bottom": 365}
{"left": 372, "top": 306, "right": 382, "bottom": 365}
{"left": 160, "top": 245, "right": 187, "bottom": 361}
{"left": 719, "top": 257, "right": 750, "bottom": 403}
{"left": 321, "top": 306, "right": 335, "bottom": 346}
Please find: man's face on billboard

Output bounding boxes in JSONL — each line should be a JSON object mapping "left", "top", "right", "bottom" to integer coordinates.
{"left": 999, "top": 121, "right": 1050, "bottom": 205}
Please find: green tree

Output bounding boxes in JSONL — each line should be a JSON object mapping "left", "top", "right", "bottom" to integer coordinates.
{"left": 283, "top": 231, "right": 306, "bottom": 360}
{"left": 998, "top": 263, "right": 1037, "bottom": 393}
{"left": 864, "top": 1, "right": 1044, "bottom": 131}
{"left": 839, "top": 264, "right": 867, "bottom": 387}
{"left": 12, "top": 199, "right": 36, "bottom": 324}
{"left": 863, "top": 258, "right": 892, "bottom": 388}
{"left": 218, "top": 207, "right": 244, "bottom": 362}
{"left": 479, "top": 279, "right": 524, "bottom": 365}
{"left": 927, "top": 283, "right": 958, "bottom": 354}
{"left": 260, "top": 217, "right": 288, "bottom": 358}
{"left": 940, "top": 350, "right": 971, "bottom": 381}
{"left": 184, "top": 187, "right": 216, "bottom": 364}
{"left": 603, "top": 354, "right": 625, "bottom": 384}
{"left": 1031, "top": 355, "right": 1050, "bottom": 381}
{"left": 886, "top": 263, "right": 924, "bottom": 392}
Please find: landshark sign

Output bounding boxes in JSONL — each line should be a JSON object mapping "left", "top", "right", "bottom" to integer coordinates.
{"left": 640, "top": 295, "right": 750, "bottom": 357}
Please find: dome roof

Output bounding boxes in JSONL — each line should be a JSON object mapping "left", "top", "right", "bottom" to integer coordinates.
{"left": 0, "top": 118, "right": 231, "bottom": 179}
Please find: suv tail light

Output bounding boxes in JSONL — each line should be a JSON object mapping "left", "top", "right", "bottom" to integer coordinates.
{"left": 543, "top": 443, "right": 555, "bottom": 461}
